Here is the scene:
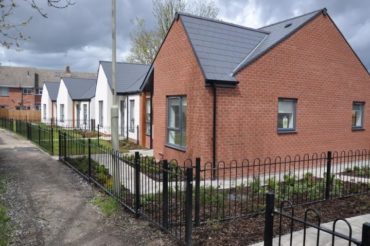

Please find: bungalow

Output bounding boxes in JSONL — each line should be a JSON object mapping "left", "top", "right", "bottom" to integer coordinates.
{"left": 95, "top": 61, "right": 150, "bottom": 144}
{"left": 56, "top": 77, "right": 97, "bottom": 129}
{"left": 142, "top": 8, "right": 370, "bottom": 164}
{"left": 41, "top": 81, "right": 59, "bottom": 125}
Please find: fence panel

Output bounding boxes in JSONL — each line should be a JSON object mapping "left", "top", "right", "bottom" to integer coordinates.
{"left": 263, "top": 193, "right": 368, "bottom": 246}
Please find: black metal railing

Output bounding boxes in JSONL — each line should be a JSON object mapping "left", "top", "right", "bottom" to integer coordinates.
{"left": 194, "top": 151, "right": 370, "bottom": 222}
{"left": 2, "top": 118, "right": 370, "bottom": 245}
{"left": 263, "top": 193, "right": 370, "bottom": 246}
{"left": 59, "top": 131, "right": 193, "bottom": 244}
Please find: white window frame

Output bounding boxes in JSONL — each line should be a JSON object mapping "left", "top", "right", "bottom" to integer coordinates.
{"left": 129, "top": 99, "right": 135, "bottom": 132}
{"left": 60, "top": 104, "right": 65, "bottom": 122}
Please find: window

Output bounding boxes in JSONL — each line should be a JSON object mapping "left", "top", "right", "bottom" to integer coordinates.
{"left": 0, "top": 87, "right": 9, "bottom": 97}
{"left": 16, "top": 106, "right": 31, "bottom": 110}
{"left": 35, "top": 104, "right": 41, "bottom": 111}
{"left": 277, "top": 98, "right": 297, "bottom": 132}
{"left": 146, "top": 99, "right": 151, "bottom": 135}
{"left": 35, "top": 88, "right": 43, "bottom": 95}
{"left": 129, "top": 100, "right": 135, "bottom": 132}
{"left": 60, "top": 104, "right": 65, "bottom": 122}
{"left": 83, "top": 104, "right": 87, "bottom": 125}
{"left": 98, "top": 100, "right": 103, "bottom": 127}
{"left": 167, "top": 96, "right": 187, "bottom": 148}
{"left": 43, "top": 104, "right": 46, "bottom": 119}
{"left": 22, "top": 88, "right": 33, "bottom": 95}
{"left": 352, "top": 102, "right": 365, "bottom": 129}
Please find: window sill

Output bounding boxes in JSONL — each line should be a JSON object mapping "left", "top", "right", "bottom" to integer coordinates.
{"left": 277, "top": 130, "right": 297, "bottom": 135}
{"left": 352, "top": 128, "right": 365, "bottom": 132}
{"left": 165, "top": 144, "right": 186, "bottom": 152}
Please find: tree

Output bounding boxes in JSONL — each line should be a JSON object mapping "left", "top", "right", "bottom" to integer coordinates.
{"left": 0, "top": 0, "right": 74, "bottom": 48}
{"left": 127, "top": 0, "right": 219, "bottom": 64}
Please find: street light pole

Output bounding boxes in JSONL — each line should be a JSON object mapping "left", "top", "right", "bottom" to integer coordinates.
{"left": 111, "top": 0, "right": 120, "bottom": 195}
{"left": 111, "top": 0, "right": 119, "bottom": 151}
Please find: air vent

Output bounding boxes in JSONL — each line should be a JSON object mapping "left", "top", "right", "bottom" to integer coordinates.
{"left": 284, "top": 23, "right": 292, "bottom": 28}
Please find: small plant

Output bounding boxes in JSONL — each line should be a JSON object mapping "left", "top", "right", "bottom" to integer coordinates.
{"left": 91, "top": 195, "right": 119, "bottom": 217}
{"left": 250, "top": 177, "right": 263, "bottom": 194}
{"left": 266, "top": 178, "right": 278, "bottom": 192}
{"left": 283, "top": 172, "right": 296, "bottom": 186}
{"left": 200, "top": 186, "right": 226, "bottom": 208}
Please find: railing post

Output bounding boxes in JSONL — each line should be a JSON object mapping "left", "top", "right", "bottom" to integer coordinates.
{"left": 325, "top": 151, "right": 332, "bottom": 200}
{"left": 185, "top": 167, "right": 193, "bottom": 246}
{"left": 51, "top": 127, "right": 54, "bottom": 155}
{"left": 362, "top": 223, "right": 370, "bottom": 246}
{"left": 195, "top": 157, "right": 201, "bottom": 227}
{"left": 88, "top": 138, "right": 92, "bottom": 180}
{"left": 162, "top": 160, "right": 169, "bottom": 229}
{"left": 264, "top": 193, "right": 275, "bottom": 246}
{"left": 38, "top": 124, "right": 41, "bottom": 145}
{"left": 134, "top": 151, "right": 141, "bottom": 217}
{"left": 97, "top": 124, "right": 100, "bottom": 145}
{"left": 64, "top": 132, "right": 67, "bottom": 160}
{"left": 58, "top": 130, "right": 61, "bottom": 160}
{"left": 137, "top": 125, "right": 139, "bottom": 145}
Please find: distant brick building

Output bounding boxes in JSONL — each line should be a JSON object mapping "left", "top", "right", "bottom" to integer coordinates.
{"left": 0, "top": 66, "right": 95, "bottom": 110}
{"left": 141, "top": 9, "right": 370, "bottom": 164}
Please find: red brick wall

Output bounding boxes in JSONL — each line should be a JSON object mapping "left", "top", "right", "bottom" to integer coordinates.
{"left": 152, "top": 19, "right": 214, "bottom": 165}
{"left": 152, "top": 13, "right": 370, "bottom": 165}
{"left": 0, "top": 88, "right": 37, "bottom": 109}
{"left": 216, "top": 14, "right": 370, "bottom": 163}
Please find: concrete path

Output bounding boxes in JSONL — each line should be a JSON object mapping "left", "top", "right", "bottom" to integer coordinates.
{"left": 0, "top": 129, "right": 173, "bottom": 246}
{"left": 252, "top": 214, "right": 370, "bottom": 246}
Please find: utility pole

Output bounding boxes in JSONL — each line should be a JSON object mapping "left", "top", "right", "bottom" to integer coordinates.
{"left": 111, "top": 0, "right": 119, "bottom": 151}
{"left": 111, "top": 0, "right": 120, "bottom": 196}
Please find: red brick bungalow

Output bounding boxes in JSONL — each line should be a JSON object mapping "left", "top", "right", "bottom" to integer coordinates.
{"left": 140, "top": 8, "right": 370, "bottom": 165}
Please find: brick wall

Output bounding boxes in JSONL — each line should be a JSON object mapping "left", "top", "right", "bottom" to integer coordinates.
{"left": 0, "top": 88, "right": 37, "bottom": 110}
{"left": 152, "top": 13, "right": 370, "bottom": 165}
{"left": 152, "top": 19, "right": 214, "bottom": 165}
{"left": 216, "top": 14, "right": 370, "bottom": 163}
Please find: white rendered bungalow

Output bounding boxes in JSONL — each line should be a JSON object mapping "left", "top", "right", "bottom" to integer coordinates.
{"left": 95, "top": 61, "right": 150, "bottom": 142}
{"left": 56, "top": 77, "right": 97, "bottom": 129}
{"left": 41, "top": 81, "right": 59, "bottom": 125}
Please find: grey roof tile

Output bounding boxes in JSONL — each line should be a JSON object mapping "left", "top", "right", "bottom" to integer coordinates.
{"left": 178, "top": 9, "right": 324, "bottom": 82}
{"left": 180, "top": 13, "right": 267, "bottom": 82}
{"left": 62, "top": 77, "right": 96, "bottom": 100}
{"left": 44, "top": 82, "right": 60, "bottom": 101}
{"left": 100, "top": 61, "right": 150, "bottom": 94}
{"left": 233, "top": 9, "right": 323, "bottom": 74}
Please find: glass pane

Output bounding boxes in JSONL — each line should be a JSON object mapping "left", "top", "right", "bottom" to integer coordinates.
{"left": 278, "top": 100, "right": 294, "bottom": 113}
{"left": 168, "top": 130, "right": 181, "bottom": 145}
{"left": 352, "top": 103, "right": 363, "bottom": 127}
{"left": 168, "top": 98, "right": 180, "bottom": 129}
{"left": 278, "top": 113, "right": 294, "bottom": 129}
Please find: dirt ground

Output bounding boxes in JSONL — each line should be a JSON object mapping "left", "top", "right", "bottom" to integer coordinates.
{"left": 0, "top": 129, "right": 174, "bottom": 246}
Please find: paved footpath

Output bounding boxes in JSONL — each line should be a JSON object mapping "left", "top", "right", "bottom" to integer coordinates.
{"left": 0, "top": 129, "right": 173, "bottom": 246}
{"left": 252, "top": 214, "right": 370, "bottom": 246}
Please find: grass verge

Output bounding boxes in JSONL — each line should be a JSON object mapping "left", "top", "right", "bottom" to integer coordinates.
{"left": 91, "top": 195, "right": 119, "bottom": 217}
{"left": 0, "top": 177, "right": 11, "bottom": 246}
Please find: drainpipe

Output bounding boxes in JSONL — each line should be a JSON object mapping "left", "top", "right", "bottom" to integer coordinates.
{"left": 212, "top": 83, "right": 217, "bottom": 179}
{"left": 150, "top": 94, "right": 153, "bottom": 149}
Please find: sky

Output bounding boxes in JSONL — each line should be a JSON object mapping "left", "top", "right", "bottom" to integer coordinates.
{"left": 0, "top": 0, "right": 369, "bottom": 73}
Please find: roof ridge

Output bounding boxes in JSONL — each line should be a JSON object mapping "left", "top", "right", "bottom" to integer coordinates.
{"left": 259, "top": 8, "right": 325, "bottom": 29}
{"left": 100, "top": 60, "right": 150, "bottom": 66}
{"left": 61, "top": 76, "right": 96, "bottom": 80}
{"left": 177, "top": 12, "right": 270, "bottom": 35}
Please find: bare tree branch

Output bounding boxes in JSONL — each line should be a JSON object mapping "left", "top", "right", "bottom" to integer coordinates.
{"left": 128, "top": 0, "right": 219, "bottom": 64}
{"left": 0, "top": 0, "right": 74, "bottom": 48}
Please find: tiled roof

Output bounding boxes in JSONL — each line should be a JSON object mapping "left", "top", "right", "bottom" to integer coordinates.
{"left": 62, "top": 77, "right": 96, "bottom": 100}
